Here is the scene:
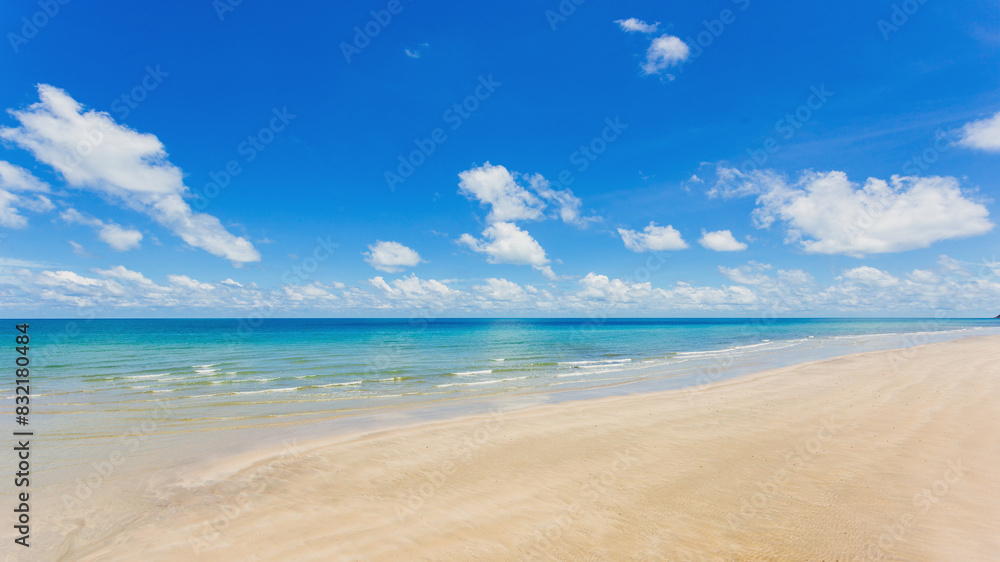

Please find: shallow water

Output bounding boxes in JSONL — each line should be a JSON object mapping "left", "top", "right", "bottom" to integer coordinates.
{"left": 7, "top": 317, "right": 1000, "bottom": 487}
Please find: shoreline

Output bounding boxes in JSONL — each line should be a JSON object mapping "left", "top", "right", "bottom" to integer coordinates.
{"left": 47, "top": 334, "right": 1000, "bottom": 560}
{"left": 135, "top": 327, "right": 1000, "bottom": 486}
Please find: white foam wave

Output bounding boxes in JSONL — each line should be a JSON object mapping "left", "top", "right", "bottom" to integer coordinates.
{"left": 436, "top": 376, "right": 527, "bottom": 388}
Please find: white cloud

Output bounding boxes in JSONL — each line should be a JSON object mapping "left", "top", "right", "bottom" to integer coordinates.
{"left": 61, "top": 208, "right": 143, "bottom": 251}
{"left": 364, "top": 240, "right": 423, "bottom": 273}
{"left": 459, "top": 163, "right": 543, "bottom": 223}
{"left": 663, "top": 282, "right": 757, "bottom": 308}
{"left": 699, "top": 229, "right": 748, "bottom": 252}
{"left": 35, "top": 270, "right": 124, "bottom": 302}
{"left": 0, "top": 161, "right": 49, "bottom": 192}
{"left": 0, "top": 161, "right": 53, "bottom": 228}
{"left": 96, "top": 265, "right": 158, "bottom": 285}
{"left": 369, "top": 274, "right": 459, "bottom": 301}
{"left": 473, "top": 278, "right": 529, "bottom": 301}
{"left": 618, "top": 222, "right": 688, "bottom": 252}
{"left": 458, "top": 221, "right": 555, "bottom": 278}
{"left": 577, "top": 272, "right": 652, "bottom": 302}
{"left": 755, "top": 172, "right": 992, "bottom": 256}
{"left": 528, "top": 173, "right": 594, "bottom": 226}
{"left": 167, "top": 274, "right": 215, "bottom": 292}
{"left": 907, "top": 269, "right": 938, "bottom": 284}
{"left": 616, "top": 18, "right": 659, "bottom": 33}
{"left": 777, "top": 269, "right": 813, "bottom": 285}
{"left": 2, "top": 256, "right": 999, "bottom": 315}
{"left": 221, "top": 278, "right": 243, "bottom": 287}
{"left": 642, "top": 35, "right": 689, "bottom": 75}
{"left": 957, "top": 110, "right": 1000, "bottom": 151}
{"left": 711, "top": 166, "right": 993, "bottom": 256}
{"left": 68, "top": 241, "right": 93, "bottom": 258}
{"left": 705, "top": 165, "right": 783, "bottom": 199}
{"left": 0, "top": 85, "right": 259, "bottom": 264}
{"left": 97, "top": 223, "right": 143, "bottom": 251}
{"left": 283, "top": 282, "right": 338, "bottom": 303}
{"left": 719, "top": 262, "right": 772, "bottom": 285}
{"left": 457, "top": 162, "right": 591, "bottom": 226}
{"left": 839, "top": 266, "right": 899, "bottom": 287}
{"left": 0, "top": 257, "right": 51, "bottom": 268}
{"left": 405, "top": 48, "right": 420, "bottom": 59}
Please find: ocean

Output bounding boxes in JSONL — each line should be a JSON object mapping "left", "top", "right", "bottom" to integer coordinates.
{"left": 11, "top": 317, "right": 1000, "bottom": 488}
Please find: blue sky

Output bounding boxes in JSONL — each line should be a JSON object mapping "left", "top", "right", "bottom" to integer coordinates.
{"left": 1, "top": 0, "right": 999, "bottom": 316}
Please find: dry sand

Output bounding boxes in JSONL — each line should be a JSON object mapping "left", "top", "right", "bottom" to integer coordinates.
{"left": 56, "top": 335, "right": 1000, "bottom": 561}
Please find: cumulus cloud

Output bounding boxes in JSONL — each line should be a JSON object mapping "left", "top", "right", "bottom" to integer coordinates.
{"left": 0, "top": 85, "right": 259, "bottom": 264}
{"left": 957, "top": 110, "right": 1000, "bottom": 151}
{"left": 364, "top": 240, "right": 423, "bottom": 273}
{"left": 2, "top": 256, "right": 999, "bottom": 315}
{"left": 167, "top": 274, "right": 215, "bottom": 291}
{"left": 0, "top": 161, "right": 53, "bottom": 228}
{"left": 577, "top": 272, "right": 652, "bottom": 302}
{"left": 642, "top": 35, "right": 690, "bottom": 75}
{"left": 473, "top": 278, "right": 529, "bottom": 301}
{"left": 61, "top": 208, "right": 143, "bottom": 251}
{"left": 839, "top": 266, "right": 899, "bottom": 287}
{"left": 283, "top": 282, "right": 338, "bottom": 303}
{"left": 458, "top": 221, "right": 556, "bottom": 279}
{"left": 96, "top": 265, "right": 162, "bottom": 287}
{"left": 616, "top": 18, "right": 659, "bottom": 33}
{"left": 710, "top": 166, "right": 993, "bottom": 256}
{"left": 699, "top": 229, "right": 748, "bottom": 252}
{"left": 457, "top": 163, "right": 591, "bottom": 226}
{"left": 369, "top": 274, "right": 459, "bottom": 301}
{"left": 458, "top": 163, "right": 543, "bottom": 222}
{"left": 0, "top": 161, "right": 49, "bottom": 192}
{"left": 618, "top": 222, "right": 688, "bottom": 252}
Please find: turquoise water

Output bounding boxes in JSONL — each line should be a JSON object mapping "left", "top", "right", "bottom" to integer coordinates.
{"left": 23, "top": 317, "right": 999, "bottom": 414}
{"left": 6, "top": 317, "right": 999, "bottom": 486}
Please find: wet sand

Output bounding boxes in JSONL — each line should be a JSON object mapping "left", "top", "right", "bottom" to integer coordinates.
{"left": 54, "top": 335, "right": 1000, "bottom": 560}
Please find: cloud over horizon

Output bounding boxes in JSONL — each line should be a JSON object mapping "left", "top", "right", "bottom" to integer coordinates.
{"left": 709, "top": 166, "right": 993, "bottom": 256}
